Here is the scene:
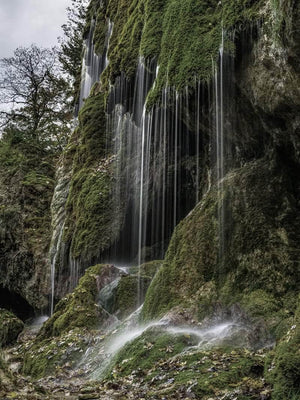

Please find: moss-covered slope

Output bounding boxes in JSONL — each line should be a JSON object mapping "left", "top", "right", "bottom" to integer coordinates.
{"left": 142, "top": 158, "right": 299, "bottom": 330}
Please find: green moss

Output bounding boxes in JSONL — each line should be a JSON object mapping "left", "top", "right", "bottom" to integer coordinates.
{"left": 62, "top": 92, "right": 123, "bottom": 260}
{"left": 62, "top": 0, "right": 271, "bottom": 264}
{"left": 93, "top": 7, "right": 107, "bottom": 55}
{"left": 22, "top": 328, "right": 90, "bottom": 378}
{"left": 0, "top": 132, "right": 55, "bottom": 309}
{"left": 139, "top": 260, "right": 162, "bottom": 278}
{"left": 39, "top": 264, "right": 111, "bottom": 339}
{"left": 266, "top": 296, "right": 300, "bottom": 399}
{"left": 105, "top": 329, "right": 268, "bottom": 398}
{"left": 111, "top": 275, "right": 152, "bottom": 319}
{"left": 89, "top": 0, "right": 266, "bottom": 105}
{"left": 142, "top": 159, "right": 299, "bottom": 321}
{"left": 128, "top": 260, "right": 162, "bottom": 278}
{"left": 0, "top": 309, "right": 24, "bottom": 347}
{"left": 106, "top": 326, "right": 199, "bottom": 378}
{"left": 106, "top": 0, "right": 144, "bottom": 81}
{"left": 142, "top": 186, "right": 218, "bottom": 320}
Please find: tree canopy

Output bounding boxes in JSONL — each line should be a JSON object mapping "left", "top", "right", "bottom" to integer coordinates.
{"left": 0, "top": 45, "right": 72, "bottom": 151}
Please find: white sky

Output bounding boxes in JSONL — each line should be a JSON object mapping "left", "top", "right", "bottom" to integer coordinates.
{"left": 0, "top": 0, "right": 72, "bottom": 58}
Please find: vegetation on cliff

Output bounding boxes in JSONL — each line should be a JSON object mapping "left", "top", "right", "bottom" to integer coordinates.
{"left": 0, "top": 0, "right": 299, "bottom": 398}
{"left": 0, "top": 131, "right": 55, "bottom": 311}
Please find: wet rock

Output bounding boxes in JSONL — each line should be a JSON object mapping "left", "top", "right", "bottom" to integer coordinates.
{"left": 0, "top": 309, "right": 24, "bottom": 346}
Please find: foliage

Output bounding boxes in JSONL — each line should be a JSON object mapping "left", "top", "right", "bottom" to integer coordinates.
{"left": 0, "top": 45, "right": 72, "bottom": 151}
{"left": 59, "top": 0, "right": 89, "bottom": 107}
{"left": 22, "top": 328, "right": 91, "bottom": 378}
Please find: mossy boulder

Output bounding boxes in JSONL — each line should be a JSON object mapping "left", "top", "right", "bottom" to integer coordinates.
{"left": 0, "top": 309, "right": 24, "bottom": 346}
{"left": 39, "top": 264, "right": 120, "bottom": 339}
{"left": 104, "top": 274, "right": 152, "bottom": 319}
{"left": 142, "top": 159, "right": 299, "bottom": 330}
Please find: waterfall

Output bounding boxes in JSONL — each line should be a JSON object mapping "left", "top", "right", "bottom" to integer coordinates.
{"left": 107, "top": 58, "right": 155, "bottom": 266}
{"left": 215, "top": 28, "right": 225, "bottom": 266}
{"left": 107, "top": 60, "right": 200, "bottom": 268}
{"left": 213, "top": 28, "right": 236, "bottom": 277}
{"left": 50, "top": 225, "right": 64, "bottom": 315}
{"left": 77, "top": 19, "right": 114, "bottom": 112}
{"left": 49, "top": 20, "right": 115, "bottom": 313}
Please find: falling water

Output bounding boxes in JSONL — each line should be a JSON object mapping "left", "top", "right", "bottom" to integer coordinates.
{"left": 78, "top": 19, "right": 114, "bottom": 112}
{"left": 107, "top": 62, "right": 201, "bottom": 269}
{"left": 50, "top": 225, "right": 64, "bottom": 315}
{"left": 215, "top": 28, "right": 226, "bottom": 269}
{"left": 104, "top": 20, "right": 114, "bottom": 69}
{"left": 49, "top": 20, "right": 115, "bottom": 312}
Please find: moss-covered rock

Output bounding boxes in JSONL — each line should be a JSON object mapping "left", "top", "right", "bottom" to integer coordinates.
{"left": 109, "top": 275, "right": 152, "bottom": 319}
{"left": 142, "top": 159, "right": 299, "bottom": 328}
{"left": 0, "top": 309, "right": 24, "bottom": 346}
{"left": 266, "top": 295, "right": 300, "bottom": 399}
{"left": 106, "top": 325, "right": 199, "bottom": 378}
{"left": 130, "top": 260, "right": 162, "bottom": 278}
{"left": 62, "top": 92, "right": 124, "bottom": 266}
{"left": 93, "top": 0, "right": 266, "bottom": 104}
{"left": 39, "top": 264, "right": 121, "bottom": 339}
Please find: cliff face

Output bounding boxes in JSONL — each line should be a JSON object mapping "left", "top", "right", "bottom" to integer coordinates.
{"left": 0, "top": 0, "right": 299, "bottom": 398}
{"left": 0, "top": 0, "right": 298, "bottom": 327}
{"left": 50, "top": 0, "right": 299, "bottom": 304}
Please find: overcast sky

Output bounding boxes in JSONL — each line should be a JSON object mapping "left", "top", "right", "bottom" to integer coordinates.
{"left": 0, "top": 0, "right": 72, "bottom": 58}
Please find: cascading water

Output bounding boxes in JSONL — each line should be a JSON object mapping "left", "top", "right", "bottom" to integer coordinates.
{"left": 77, "top": 18, "right": 113, "bottom": 113}
{"left": 215, "top": 28, "right": 225, "bottom": 269}
{"left": 213, "top": 28, "right": 235, "bottom": 278}
{"left": 107, "top": 62, "right": 200, "bottom": 268}
{"left": 49, "top": 20, "right": 114, "bottom": 314}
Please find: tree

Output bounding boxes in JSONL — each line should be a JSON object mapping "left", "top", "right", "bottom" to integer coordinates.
{"left": 59, "top": 0, "right": 89, "bottom": 108}
{"left": 0, "top": 45, "right": 72, "bottom": 150}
